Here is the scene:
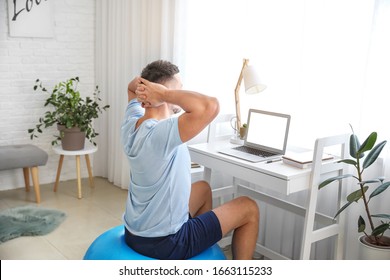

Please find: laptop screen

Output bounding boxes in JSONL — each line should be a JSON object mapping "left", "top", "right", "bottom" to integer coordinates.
{"left": 245, "top": 109, "right": 291, "bottom": 153}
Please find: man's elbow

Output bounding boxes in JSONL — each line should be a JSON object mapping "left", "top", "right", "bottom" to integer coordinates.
{"left": 207, "top": 97, "right": 220, "bottom": 120}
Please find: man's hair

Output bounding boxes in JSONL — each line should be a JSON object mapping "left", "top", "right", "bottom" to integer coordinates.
{"left": 141, "top": 60, "right": 180, "bottom": 84}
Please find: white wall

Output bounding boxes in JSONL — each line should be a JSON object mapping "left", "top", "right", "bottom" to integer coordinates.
{"left": 0, "top": 0, "right": 96, "bottom": 191}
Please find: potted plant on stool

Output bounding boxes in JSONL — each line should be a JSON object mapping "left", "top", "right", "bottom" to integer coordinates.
{"left": 319, "top": 128, "right": 390, "bottom": 259}
{"left": 28, "top": 77, "right": 109, "bottom": 150}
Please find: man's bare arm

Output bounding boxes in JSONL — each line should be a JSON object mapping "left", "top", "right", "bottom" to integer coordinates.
{"left": 127, "top": 77, "right": 140, "bottom": 102}
{"left": 136, "top": 78, "right": 219, "bottom": 142}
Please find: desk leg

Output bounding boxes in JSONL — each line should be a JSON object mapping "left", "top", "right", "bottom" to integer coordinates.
{"left": 203, "top": 167, "right": 212, "bottom": 183}
{"left": 85, "top": 154, "right": 94, "bottom": 188}
{"left": 76, "top": 155, "right": 82, "bottom": 199}
{"left": 54, "top": 155, "right": 64, "bottom": 192}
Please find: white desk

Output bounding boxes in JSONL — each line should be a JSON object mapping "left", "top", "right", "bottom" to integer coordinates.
{"left": 189, "top": 142, "right": 312, "bottom": 195}
{"left": 53, "top": 143, "right": 97, "bottom": 199}
{"left": 189, "top": 141, "right": 343, "bottom": 260}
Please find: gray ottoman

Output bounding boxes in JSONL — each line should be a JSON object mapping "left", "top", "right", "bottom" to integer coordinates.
{"left": 0, "top": 144, "right": 48, "bottom": 203}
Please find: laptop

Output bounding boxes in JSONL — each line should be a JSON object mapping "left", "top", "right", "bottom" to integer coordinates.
{"left": 218, "top": 109, "right": 291, "bottom": 162}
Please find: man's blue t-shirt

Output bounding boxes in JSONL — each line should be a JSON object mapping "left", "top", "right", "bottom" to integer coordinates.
{"left": 121, "top": 99, "right": 191, "bottom": 237}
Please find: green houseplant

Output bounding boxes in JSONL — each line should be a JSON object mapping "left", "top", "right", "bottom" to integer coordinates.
{"left": 319, "top": 129, "right": 390, "bottom": 251}
{"left": 28, "top": 77, "right": 109, "bottom": 149}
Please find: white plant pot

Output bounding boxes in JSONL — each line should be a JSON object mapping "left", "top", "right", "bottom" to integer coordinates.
{"left": 358, "top": 235, "right": 390, "bottom": 260}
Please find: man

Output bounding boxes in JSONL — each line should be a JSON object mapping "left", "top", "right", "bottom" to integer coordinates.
{"left": 121, "top": 60, "right": 259, "bottom": 259}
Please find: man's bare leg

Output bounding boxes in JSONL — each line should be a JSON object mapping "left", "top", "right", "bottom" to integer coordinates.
{"left": 213, "top": 197, "right": 259, "bottom": 260}
{"left": 189, "top": 180, "right": 212, "bottom": 217}
{"left": 189, "top": 181, "right": 259, "bottom": 259}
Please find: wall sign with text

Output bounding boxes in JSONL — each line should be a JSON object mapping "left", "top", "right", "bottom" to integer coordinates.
{"left": 7, "top": 0, "right": 54, "bottom": 38}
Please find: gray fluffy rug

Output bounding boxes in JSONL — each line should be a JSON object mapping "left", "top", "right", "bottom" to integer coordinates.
{"left": 0, "top": 205, "right": 66, "bottom": 244}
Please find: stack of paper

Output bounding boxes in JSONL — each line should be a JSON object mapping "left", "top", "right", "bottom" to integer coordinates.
{"left": 282, "top": 151, "right": 334, "bottom": 169}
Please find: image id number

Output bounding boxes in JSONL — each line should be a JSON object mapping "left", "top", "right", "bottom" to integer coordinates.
{"left": 212, "top": 266, "right": 272, "bottom": 276}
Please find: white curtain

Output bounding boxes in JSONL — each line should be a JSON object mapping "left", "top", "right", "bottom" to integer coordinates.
{"left": 183, "top": 0, "right": 379, "bottom": 148}
{"left": 94, "top": 0, "right": 186, "bottom": 189}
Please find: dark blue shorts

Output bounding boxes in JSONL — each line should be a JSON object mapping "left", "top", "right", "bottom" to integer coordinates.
{"left": 124, "top": 211, "right": 222, "bottom": 259}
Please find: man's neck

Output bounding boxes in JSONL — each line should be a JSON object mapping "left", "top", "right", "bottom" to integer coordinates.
{"left": 136, "top": 105, "right": 170, "bottom": 129}
{"left": 145, "top": 105, "right": 170, "bottom": 120}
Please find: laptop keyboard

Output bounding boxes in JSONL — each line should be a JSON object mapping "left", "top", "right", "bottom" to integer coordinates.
{"left": 233, "top": 146, "right": 275, "bottom": 157}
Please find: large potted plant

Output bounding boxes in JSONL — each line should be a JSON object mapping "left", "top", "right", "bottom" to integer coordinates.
{"left": 28, "top": 77, "right": 109, "bottom": 150}
{"left": 319, "top": 129, "right": 390, "bottom": 259}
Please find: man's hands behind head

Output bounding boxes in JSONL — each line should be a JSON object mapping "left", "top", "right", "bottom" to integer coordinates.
{"left": 136, "top": 78, "right": 167, "bottom": 108}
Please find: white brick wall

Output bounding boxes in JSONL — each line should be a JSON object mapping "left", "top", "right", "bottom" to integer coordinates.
{"left": 0, "top": 0, "right": 96, "bottom": 191}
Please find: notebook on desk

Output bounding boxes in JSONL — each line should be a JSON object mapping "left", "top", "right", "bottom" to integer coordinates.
{"left": 218, "top": 109, "right": 291, "bottom": 162}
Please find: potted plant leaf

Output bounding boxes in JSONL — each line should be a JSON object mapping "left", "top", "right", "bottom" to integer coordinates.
{"left": 28, "top": 77, "right": 109, "bottom": 150}
{"left": 319, "top": 128, "right": 390, "bottom": 259}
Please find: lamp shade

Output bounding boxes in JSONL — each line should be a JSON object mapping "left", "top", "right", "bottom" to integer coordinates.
{"left": 242, "top": 65, "right": 266, "bottom": 94}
